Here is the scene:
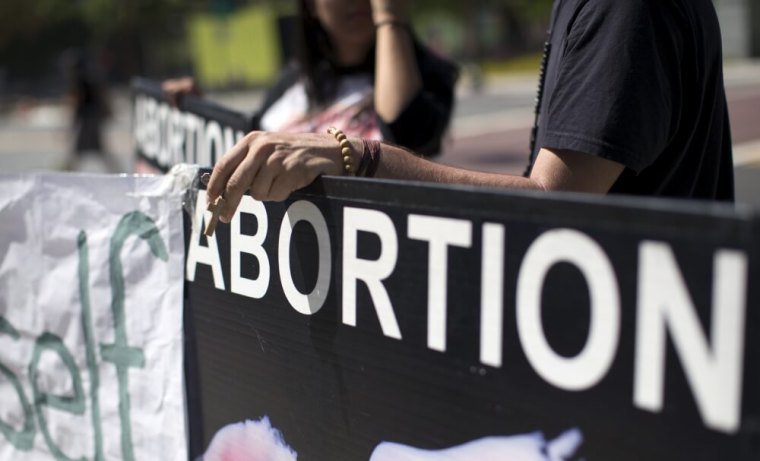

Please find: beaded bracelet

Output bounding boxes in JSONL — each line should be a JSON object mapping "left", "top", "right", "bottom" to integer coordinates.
{"left": 327, "top": 127, "right": 355, "bottom": 176}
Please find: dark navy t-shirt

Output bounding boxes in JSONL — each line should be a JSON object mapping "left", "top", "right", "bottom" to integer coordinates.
{"left": 532, "top": 0, "right": 734, "bottom": 201}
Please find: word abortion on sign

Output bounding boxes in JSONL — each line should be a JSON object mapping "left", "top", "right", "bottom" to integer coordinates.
{"left": 0, "top": 174, "right": 188, "bottom": 461}
{"left": 184, "top": 177, "right": 760, "bottom": 461}
{"left": 187, "top": 190, "right": 747, "bottom": 431}
{"left": 131, "top": 78, "right": 250, "bottom": 174}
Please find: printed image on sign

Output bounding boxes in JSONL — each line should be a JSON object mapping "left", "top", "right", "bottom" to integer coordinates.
{"left": 0, "top": 173, "right": 188, "bottom": 460}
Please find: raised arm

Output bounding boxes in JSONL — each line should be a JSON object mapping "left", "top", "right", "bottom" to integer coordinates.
{"left": 371, "top": 0, "right": 422, "bottom": 122}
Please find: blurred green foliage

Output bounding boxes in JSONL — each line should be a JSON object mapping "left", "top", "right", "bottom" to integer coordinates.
{"left": 0, "top": 0, "right": 553, "bottom": 93}
{"left": 0, "top": 0, "right": 185, "bottom": 47}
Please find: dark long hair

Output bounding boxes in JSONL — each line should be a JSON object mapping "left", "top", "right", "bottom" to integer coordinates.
{"left": 295, "top": 0, "right": 460, "bottom": 118}
{"left": 296, "top": 0, "right": 374, "bottom": 109}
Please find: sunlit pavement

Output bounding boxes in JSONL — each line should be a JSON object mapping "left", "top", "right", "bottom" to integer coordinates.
{"left": 1, "top": 60, "right": 759, "bottom": 205}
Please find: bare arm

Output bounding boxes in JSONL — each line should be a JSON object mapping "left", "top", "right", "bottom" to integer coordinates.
{"left": 371, "top": 0, "right": 422, "bottom": 122}
{"left": 207, "top": 131, "right": 624, "bottom": 223}
{"left": 375, "top": 146, "right": 624, "bottom": 194}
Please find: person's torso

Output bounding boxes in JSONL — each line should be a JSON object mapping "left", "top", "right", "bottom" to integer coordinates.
{"left": 535, "top": 0, "right": 734, "bottom": 200}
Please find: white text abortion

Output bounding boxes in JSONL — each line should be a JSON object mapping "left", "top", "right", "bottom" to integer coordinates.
{"left": 186, "top": 192, "right": 748, "bottom": 434}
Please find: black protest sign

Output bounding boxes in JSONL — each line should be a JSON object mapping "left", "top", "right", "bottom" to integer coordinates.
{"left": 184, "top": 177, "right": 760, "bottom": 461}
{"left": 131, "top": 78, "right": 251, "bottom": 174}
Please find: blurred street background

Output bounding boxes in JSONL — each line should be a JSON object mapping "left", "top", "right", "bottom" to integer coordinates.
{"left": 1, "top": 0, "right": 759, "bottom": 204}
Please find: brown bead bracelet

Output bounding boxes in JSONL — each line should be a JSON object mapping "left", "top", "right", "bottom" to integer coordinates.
{"left": 327, "top": 127, "right": 382, "bottom": 178}
{"left": 327, "top": 126, "right": 355, "bottom": 176}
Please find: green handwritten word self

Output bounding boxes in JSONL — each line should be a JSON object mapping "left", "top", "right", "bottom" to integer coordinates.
{"left": 0, "top": 212, "right": 167, "bottom": 461}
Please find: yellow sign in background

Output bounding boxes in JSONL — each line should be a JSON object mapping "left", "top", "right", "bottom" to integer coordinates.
{"left": 189, "top": 5, "right": 284, "bottom": 88}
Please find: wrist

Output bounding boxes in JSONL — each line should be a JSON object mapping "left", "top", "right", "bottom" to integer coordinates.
{"left": 326, "top": 127, "right": 359, "bottom": 176}
{"left": 357, "top": 139, "right": 382, "bottom": 178}
{"left": 372, "top": 1, "right": 408, "bottom": 25}
{"left": 374, "top": 14, "right": 405, "bottom": 23}
{"left": 350, "top": 138, "right": 364, "bottom": 173}
{"left": 374, "top": 18, "right": 411, "bottom": 31}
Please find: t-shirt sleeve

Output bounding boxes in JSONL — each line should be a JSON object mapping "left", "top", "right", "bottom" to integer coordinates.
{"left": 542, "top": 0, "right": 678, "bottom": 173}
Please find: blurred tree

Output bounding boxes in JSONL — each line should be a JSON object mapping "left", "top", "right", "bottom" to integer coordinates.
{"left": 411, "top": 0, "right": 553, "bottom": 60}
{"left": 0, "top": 1, "right": 78, "bottom": 46}
{"left": 78, "top": 0, "right": 195, "bottom": 81}
{"left": 0, "top": 0, "right": 555, "bottom": 95}
{"left": 0, "top": 2, "right": 86, "bottom": 95}
{"left": 0, "top": 0, "right": 191, "bottom": 92}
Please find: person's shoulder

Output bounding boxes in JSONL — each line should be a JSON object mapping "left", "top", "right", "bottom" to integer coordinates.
{"left": 574, "top": 0, "right": 664, "bottom": 18}
{"left": 570, "top": 0, "right": 670, "bottom": 31}
{"left": 580, "top": 0, "right": 656, "bottom": 9}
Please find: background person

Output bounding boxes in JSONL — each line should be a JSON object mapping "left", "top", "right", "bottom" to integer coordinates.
{"left": 63, "top": 50, "right": 120, "bottom": 172}
{"left": 205, "top": 0, "right": 735, "bottom": 214}
{"left": 163, "top": 0, "right": 459, "bottom": 157}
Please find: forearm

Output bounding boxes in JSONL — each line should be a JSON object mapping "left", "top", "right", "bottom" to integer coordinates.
{"left": 372, "top": 143, "right": 546, "bottom": 191}
{"left": 373, "top": 145, "right": 624, "bottom": 193}
{"left": 373, "top": 2, "right": 422, "bottom": 122}
{"left": 205, "top": 133, "right": 621, "bottom": 221}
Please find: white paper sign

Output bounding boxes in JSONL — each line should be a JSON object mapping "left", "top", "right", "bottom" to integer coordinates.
{"left": 0, "top": 173, "right": 188, "bottom": 460}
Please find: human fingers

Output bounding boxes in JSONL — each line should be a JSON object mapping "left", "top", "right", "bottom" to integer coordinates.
{"left": 267, "top": 175, "right": 304, "bottom": 203}
{"left": 207, "top": 131, "right": 261, "bottom": 207}
{"left": 216, "top": 133, "right": 274, "bottom": 222}
{"left": 230, "top": 134, "right": 331, "bottom": 205}
{"left": 161, "top": 77, "right": 197, "bottom": 107}
{"left": 216, "top": 131, "right": 349, "bottom": 211}
{"left": 265, "top": 146, "right": 341, "bottom": 201}
{"left": 161, "top": 80, "right": 180, "bottom": 107}
{"left": 267, "top": 165, "right": 316, "bottom": 203}
{"left": 247, "top": 148, "right": 287, "bottom": 201}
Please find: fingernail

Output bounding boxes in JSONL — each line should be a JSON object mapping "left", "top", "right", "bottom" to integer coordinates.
{"left": 200, "top": 173, "right": 210, "bottom": 185}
